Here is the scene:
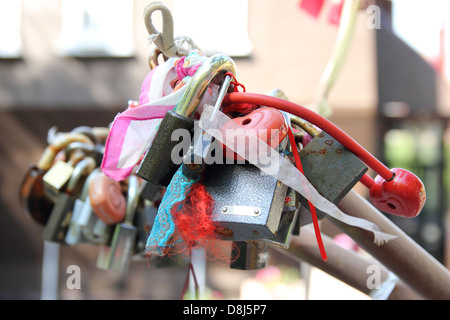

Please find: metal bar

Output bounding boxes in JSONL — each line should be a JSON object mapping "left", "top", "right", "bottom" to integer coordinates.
{"left": 331, "top": 189, "right": 450, "bottom": 299}
{"left": 278, "top": 226, "right": 423, "bottom": 299}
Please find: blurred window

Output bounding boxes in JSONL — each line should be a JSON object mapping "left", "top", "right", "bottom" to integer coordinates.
{"left": 0, "top": 0, "right": 22, "bottom": 58}
{"left": 56, "top": 0, "right": 135, "bottom": 57}
{"left": 173, "top": 0, "right": 253, "bottom": 57}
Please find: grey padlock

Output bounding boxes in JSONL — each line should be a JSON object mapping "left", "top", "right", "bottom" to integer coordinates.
{"left": 96, "top": 174, "right": 140, "bottom": 272}
{"left": 137, "top": 54, "right": 236, "bottom": 187}
{"left": 297, "top": 131, "right": 368, "bottom": 226}
{"left": 230, "top": 240, "right": 269, "bottom": 270}
{"left": 202, "top": 163, "right": 288, "bottom": 241}
{"left": 265, "top": 188, "right": 300, "bottom": 248}
{"left": 42, "top": 157, "right": 96, "bottom": 243}
{"left": 65, "top": 168, "right": 100, "bottom": 245}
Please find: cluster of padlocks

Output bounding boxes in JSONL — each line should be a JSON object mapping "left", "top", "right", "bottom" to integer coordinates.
{"left": 19, "top": 2, "right": 427, "bottom": 274}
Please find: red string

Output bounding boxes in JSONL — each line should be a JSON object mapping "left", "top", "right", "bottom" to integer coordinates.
{"left": 181, "top": 263, "right": 199, "bottom": 300}
{"left": 225, "top": 72, "right": 246, "bottom": 92}
{"left": 169, "top": 182, "right": 235, "bottom": 265}
{"left": 287, "top": 127, "right": 328, "bottom": 262}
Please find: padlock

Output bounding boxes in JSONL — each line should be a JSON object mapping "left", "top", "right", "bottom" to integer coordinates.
{"left": 202, "top": 163, "right": 288, "bottom": 241}
{"left": 42, "top": 157, "right": 96, "bottom": 243}
{"left": 89, "top": 171, "right": 127, "bottom": 225}
{"left": 220, "top": 107, "right": 289, "bottom": 162}
{"left": 65, "top": 169, "right": 112, "bottom": 245}
{"left": 64, "top": 141, "right": 104, "bottom": 167}
{"left": 19, "top": 165, "right": 55, "bottom": 225}
{"left": 65, "top": 168, "right": 100, "bottom": 245}
{"left": 42, "top": 148, "right": 85, "bottom": 203}
{"left": 296, "top": 131, "right": 368, "bottom": 226}
{"left": 137, "top": 54, "right": 236, "bottom": 187}
{"left": 140, "top": 181, "right": 163, "bottom": 203}
{"left": 265, "top": 188, "right": 300, "bottom": 248}
{"left": 230, "top": 240, "right": 269, "bottom": 270}
{"left": 19, "top": 130, "right": 93, "bottom": 225}
{"left": 96, "top": 174, "right": 140, "bottom": 272}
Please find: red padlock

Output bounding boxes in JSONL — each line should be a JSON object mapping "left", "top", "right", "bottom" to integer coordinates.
{"left": 89, "top": 171, "right": 127, "bottom": 224}
{"left": 221, "top": 107, "right": 288, "bottom": 161}
{"left": 369, "top": 168, "right": 426, "bottom": 218}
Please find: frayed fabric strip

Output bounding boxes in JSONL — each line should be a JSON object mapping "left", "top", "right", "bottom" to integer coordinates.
{"left": 198, "top": 105, "right": 397, "bottom": 245}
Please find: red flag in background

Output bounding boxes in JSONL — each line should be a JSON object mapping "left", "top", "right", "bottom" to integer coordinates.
{"left": 298, "top": 0, "right": 345, "bottom": 25}
{"left": 328, "top": 0, "right": 345, "bottom": 25}
{"left": 299, "top": 0, "right": 325, "bottom": 19}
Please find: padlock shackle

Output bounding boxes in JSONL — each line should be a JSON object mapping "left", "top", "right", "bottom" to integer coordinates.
{"left": 80, "top": 168, "right": 100, "bottom": 201}
{"left": 174, "top": 54, "right": 236, "bottom": 119}
{"left": 125, "top": 175, "right": 140, "bottom": 224}
{"left": 66, "top": 157, "right": 96, "bottom": 193}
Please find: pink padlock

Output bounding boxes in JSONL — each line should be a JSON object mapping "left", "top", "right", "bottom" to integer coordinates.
{"left": 221, "top": 107, "right": 288, "bottom": 161}
{"left": 369, "top": 168, "right": 426, "bottom": 218}
{"left": 89, "top": 171, "right": 126, "bottom": 224}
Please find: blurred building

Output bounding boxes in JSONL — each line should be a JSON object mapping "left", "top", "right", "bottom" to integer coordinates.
{"left": 0, "top": 0, "right": 448, "bottom": 299}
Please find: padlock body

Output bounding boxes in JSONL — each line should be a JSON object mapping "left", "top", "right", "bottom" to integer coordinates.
{"left": 89, "top": 173, "right": 126, "bottom": 225}
{"left": 19, "top": 165, "right": 54, "bottom": 225}
{"left": 230, "top": 241, "right": 269, "bottom": 270}
{"left": 202, "top": 163, "right": 287, "bottom": 241}
{"left": 42, "top": 161, "right": 74, "bottom": 202}
{"left": 297, "top": 131, "right": 368, "bottom": 226}
{"left": 220, "top": 107, "right": 288, "bottom": 161}
{"left": 108, "top": 223, "right": 137, "bottom": 272}
{"left": 137, "top": 110, "right": 194, "bottom": 187}
{"left": 65, "top": 198, "right": 86, "bottom": 245}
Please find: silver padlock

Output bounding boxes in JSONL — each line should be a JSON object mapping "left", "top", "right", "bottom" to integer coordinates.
{"left": 65, "top": 168, "right": 99, "bottom": 245}
{"left": 96, "top": 174, "right": 140, "bottom": 272}
{"left": 202, "top": 163, "right": 288, "bottom": 241}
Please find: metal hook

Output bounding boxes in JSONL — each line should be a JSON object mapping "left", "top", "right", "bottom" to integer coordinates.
{"left": 143, "top": 1, "right": 189, "bottom": 58}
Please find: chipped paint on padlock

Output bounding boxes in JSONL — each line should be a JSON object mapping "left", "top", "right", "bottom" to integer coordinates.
{"left": 297, "top": 131, "right": 368, "bottom": 226}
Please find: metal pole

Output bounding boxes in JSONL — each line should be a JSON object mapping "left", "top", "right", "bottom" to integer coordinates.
{"left": 278, "top": 226, "right": 423, "bottom": 299}
{"left": 41, "top": 241, "right": 59, "bottom": 300}
{"left": 331, "top": 190, "right": 450, "bottom": 299}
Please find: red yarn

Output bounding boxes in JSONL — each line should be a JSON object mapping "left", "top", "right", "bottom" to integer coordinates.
{"left": 168, "top": 182, "right": 237, "bottom": 264}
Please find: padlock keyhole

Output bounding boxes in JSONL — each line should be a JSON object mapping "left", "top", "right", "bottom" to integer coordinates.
{"left": 387, "top": 202, "right": 396, "bottom": 210}
{"left": 241, "top": 118, "right": 252, "bottom": 125}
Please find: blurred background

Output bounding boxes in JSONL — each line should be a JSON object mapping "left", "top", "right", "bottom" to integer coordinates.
{"left": 0, "top": 0, "right": 449, "bottom": 299}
